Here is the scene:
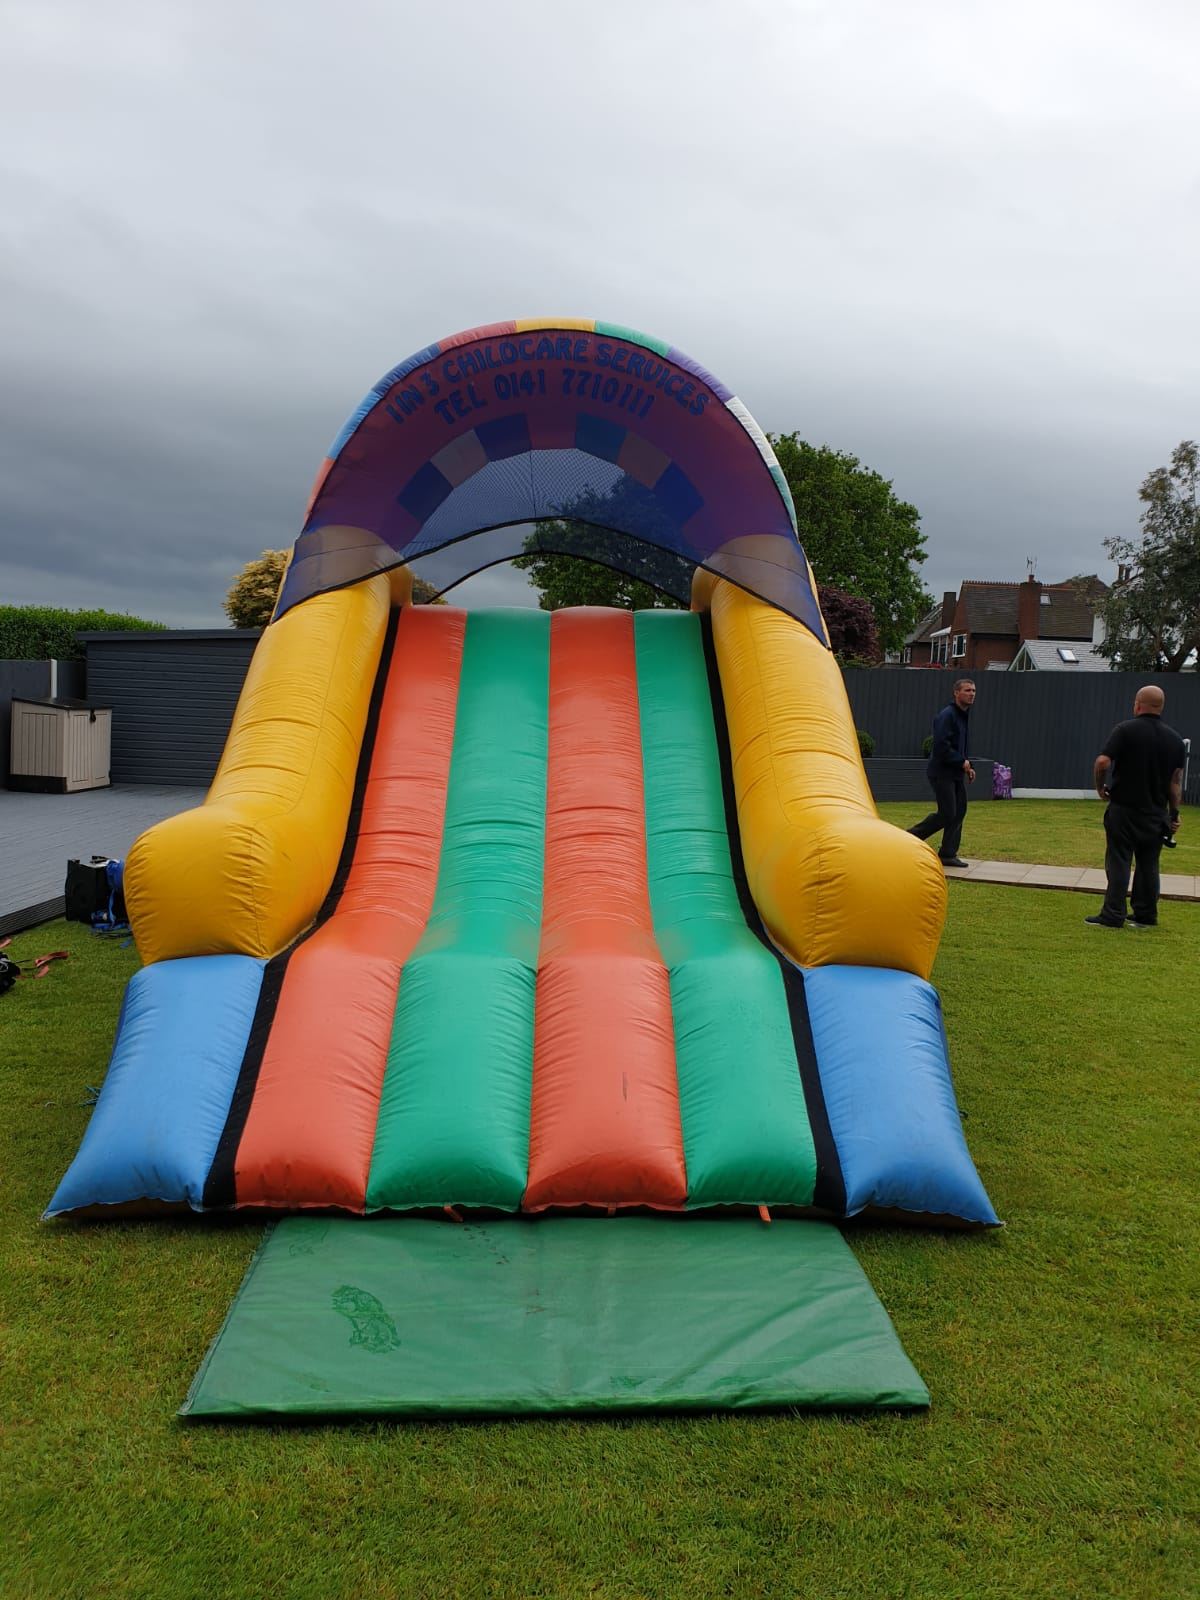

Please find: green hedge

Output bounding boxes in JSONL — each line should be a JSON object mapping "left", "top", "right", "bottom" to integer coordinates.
{"left": 0, "top": 606, "right": 167, "bottom": 662}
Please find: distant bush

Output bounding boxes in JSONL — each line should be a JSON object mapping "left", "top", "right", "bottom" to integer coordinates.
{"left": 819, "top": 584, "right": 883, "bottom": 666}
{"left": 224, "top": 551, "right": 289, "bottom": 628}
{"left": 857, "top": 729, "right": 876, "bottom": 758}
{"left": 922, "top": 733, "right": 934, "bottom": 758}
{"left": 224, "top": 551, "right": 447, "bottom": 627}
{"left": 0, "top": 605, "right": 167, "bottom": 661}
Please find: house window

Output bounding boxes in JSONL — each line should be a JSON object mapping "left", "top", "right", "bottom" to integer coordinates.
{"left": 1057, "top": 648, "right": 1078, "bottom": 663}
{"left": 952, "top": 633, "right": 966, "bottom": 658}
{"left": 902, "top": 645, "right": 912, "bottom": 664}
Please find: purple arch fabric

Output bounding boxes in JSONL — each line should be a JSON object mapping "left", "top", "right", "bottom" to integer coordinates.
{"left": 277, "top": 320, "right": 828, "bottom": 643}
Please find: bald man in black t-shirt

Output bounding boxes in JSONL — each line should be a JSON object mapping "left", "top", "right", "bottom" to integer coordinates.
{"left": 1085, "top": 685, "right": 1186, "bottom": 930}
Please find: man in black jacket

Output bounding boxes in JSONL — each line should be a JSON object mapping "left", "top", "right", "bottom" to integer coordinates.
{"left": 1085, "top": 685, "right": 1186, "bottom": 929}
{"left": 909, "top": 679, "right": 977, "bottom": 868}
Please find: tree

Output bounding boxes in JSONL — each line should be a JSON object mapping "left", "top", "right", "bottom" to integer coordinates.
{"left": 769, "top": 435, "right": 930, "bottom": 654}
{"left": 224, "top": 552, "right": 445, "bottom": 626}
{"left": 224, "top": 550, "right": 289, "bottom": 628}
{"left": 411, "top": 576, "right": 447, "bottom": 606}
{"left": 1094, "top": 441, "right": 1200, "bottom": 671}
{"left": 513, "top": 478, "right": 693, "bottom": 611}
{"left": 818, "top": 584, "right": 882, "bottom": 664}
{"left": 512, "top": 545, "right": 687, "bottom": 611}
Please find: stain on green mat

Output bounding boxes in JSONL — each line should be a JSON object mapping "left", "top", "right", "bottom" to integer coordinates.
{"left": 331, "top": 1285, "right": 402, "bottom": 1354}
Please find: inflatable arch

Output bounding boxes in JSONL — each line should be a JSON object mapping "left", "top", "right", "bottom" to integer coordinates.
{"left": 279, "top": 318, "right": 826, "bottom": 641}
{"left": 48, "top": 321, "right": 996, "bottom": 1231}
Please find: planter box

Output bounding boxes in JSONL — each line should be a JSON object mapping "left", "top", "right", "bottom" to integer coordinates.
{"left": 863, "top": 758, "right": 995, "bottom": 803}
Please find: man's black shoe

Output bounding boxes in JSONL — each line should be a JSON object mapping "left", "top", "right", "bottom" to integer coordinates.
{"left": 1084, "top": 915, "right": 1123, "bottom": 929}
{"left": 940, "top": 856, "right": 969, "bottom": 868}
{"left": 1127, "top": 919, "right": 1157, "bottom": 930}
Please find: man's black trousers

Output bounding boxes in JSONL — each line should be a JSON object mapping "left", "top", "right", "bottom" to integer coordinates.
{"left": 911, "top": 774, "right": 968, "bottom": 860}
{"left": 1100, "top": 803, "right": 1165, "bottom": 926}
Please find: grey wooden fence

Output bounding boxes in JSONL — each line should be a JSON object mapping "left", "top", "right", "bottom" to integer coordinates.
{"left": 52, "top": 632, "right": 1200, "bottom": 802}
{"left": 79, "top": 631, "right": 260, "bottom": 784}
{"left": 844, "top": 668, "right": 1199, "bottom": 802}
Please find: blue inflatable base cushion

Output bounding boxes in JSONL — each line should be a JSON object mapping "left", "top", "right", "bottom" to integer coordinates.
{"left": 45, "top": 955, "right": 265, "bottom": 1218}
{"left": 45, "top": 955, "right": 997, "bottom": 1229}
{"left": 803, "top": 966, "right": 1000, "bottom": 1227}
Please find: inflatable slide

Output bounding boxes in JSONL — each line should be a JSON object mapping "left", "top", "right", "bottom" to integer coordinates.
{"left": 48, "top": 322, "right": 996, "bottom": 1233}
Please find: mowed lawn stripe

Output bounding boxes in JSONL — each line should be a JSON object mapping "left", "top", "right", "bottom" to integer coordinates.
{"left": 3, "top": 880, "right": 1197, "bottom": 1599}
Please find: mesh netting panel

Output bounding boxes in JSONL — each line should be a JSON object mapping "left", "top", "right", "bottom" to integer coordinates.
{"left": 278, "top": 322, "right": 826, "bottom": 642}
{"left": 409, "top": 522, "right": 698, "bottom": 606}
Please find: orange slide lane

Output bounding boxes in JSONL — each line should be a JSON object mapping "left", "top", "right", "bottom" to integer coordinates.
{"left": 232, "top": 605, "right": 466, "bottom": 1209}
{"left": 523, "top": 608, "right": 686, "bottom": 1209}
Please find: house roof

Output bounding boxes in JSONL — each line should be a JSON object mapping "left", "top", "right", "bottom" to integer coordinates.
{"left": 904, "top": 603, "right": 944, "bottom": 646}
{"left": 961, "top": 584, "right": 1019, "bottom": 633}
{"left": 1044, "top": 588, "right": 1103, "bottom": 638}
{"left": 1011, "top": 638, "right": 1110, "bottom": 671}
{"left": 959, "top": 576, "right": 1107, "bottom": 639}
{"left": 904, "top": 576, "right": 1108, "bottom": 648}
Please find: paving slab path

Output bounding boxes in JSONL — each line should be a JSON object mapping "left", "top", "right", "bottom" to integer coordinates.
{"left": 942, "top": 858, "right": 1199, "bottom": 902}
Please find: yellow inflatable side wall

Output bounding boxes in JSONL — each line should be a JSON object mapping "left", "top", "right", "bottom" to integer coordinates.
{"left": 126, "top": 573, "right": 395, "bottom": 964}
{"left": 700, "top": 575, "right": 947, "bottom": 979}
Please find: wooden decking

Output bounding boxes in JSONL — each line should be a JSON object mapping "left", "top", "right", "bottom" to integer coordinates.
{"left": 0, "top": 785, "right": 206, "bottom": 936}
{"left": 4, "top": 788, "right": 1195, "bottom": 941}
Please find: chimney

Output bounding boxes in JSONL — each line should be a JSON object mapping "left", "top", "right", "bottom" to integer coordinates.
{"left": 1017, "top": 577, "right": 1041, "bottom": 643}
{"left": 940, "top": 589, "right": 957, "bottom": 628}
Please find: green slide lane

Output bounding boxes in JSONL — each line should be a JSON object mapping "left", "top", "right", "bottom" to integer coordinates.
{"left": 634, "top": 611, "right": 817, "bottom": 1206}
{"left": 366, "top": 610, "right": 551, "bottom": 1210}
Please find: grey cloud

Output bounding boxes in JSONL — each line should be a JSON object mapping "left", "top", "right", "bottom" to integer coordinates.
{"left": 1, "top": 0, "right": 1197, "bottom": 624}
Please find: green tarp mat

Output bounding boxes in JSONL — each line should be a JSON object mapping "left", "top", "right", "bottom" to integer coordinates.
{"left": 182, "top": 1217, "right": 928, "bottom": 1417}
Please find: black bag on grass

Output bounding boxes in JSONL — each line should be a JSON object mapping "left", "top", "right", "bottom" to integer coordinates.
{"left": 65, "top": 857, "right": 126, "bottom": 930}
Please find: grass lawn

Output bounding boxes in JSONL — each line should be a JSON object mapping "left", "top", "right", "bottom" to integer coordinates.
{"left": 876, "top": 795, "right": 1200, "bottom": 876}
{"left": 2, "top": 886, "right": 1198, "bottom": 1599}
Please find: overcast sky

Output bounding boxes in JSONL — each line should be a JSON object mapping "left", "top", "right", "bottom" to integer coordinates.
{"left": 1, "top": 0, "right": 1197, "bottom": 624}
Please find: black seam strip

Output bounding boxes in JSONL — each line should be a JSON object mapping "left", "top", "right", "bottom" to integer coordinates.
{"left": 699, "top": 611, "right": 846, "bottom": 1216}
{"left": 202, "top": 607, "right": 402, "bottom": 1209}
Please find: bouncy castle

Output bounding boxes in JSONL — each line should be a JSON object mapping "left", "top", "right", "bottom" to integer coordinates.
{"left": 50, "top": 319, "right": 996, "bottom": 1227}
{"left": 48, "top": 322, "right": 996, "bottom": 1414}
